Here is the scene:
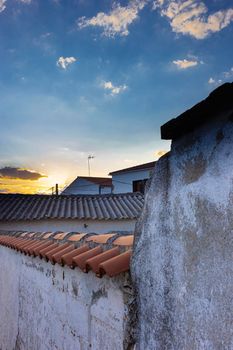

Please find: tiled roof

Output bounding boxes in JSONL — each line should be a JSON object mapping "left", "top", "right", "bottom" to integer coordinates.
{"left": 0, "top": 193, "right": 144, "bottom": 221}
{"left": 109, "top": 161, "right": 156, "bottom": 175}
{"left": 0, "top": 230, "right": 133, "bottom": 278}
{"left": 161, "top": 82, "right": 233, "bottom": 140}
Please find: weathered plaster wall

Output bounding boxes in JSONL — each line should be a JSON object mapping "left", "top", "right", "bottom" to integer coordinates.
{"left": 132, "top": 115, "right": 233, "bottom": 349}
{"left": 0, "top": 245, "right": 131, "bottom": 350}
{"left": 0, "top": 218, "right": 136, "bottom": 234}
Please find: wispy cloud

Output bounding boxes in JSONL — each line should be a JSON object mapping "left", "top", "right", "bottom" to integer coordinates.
{"left": 19, "top": 0, "right": 32, "bottom": 3}
{"left": 208, "top": 67, "right": 233, "bottom": 85}
{"left": 56, "top": 56, "right": 77, "bottom": 69}
{"left": 152, "top": 0, "right": 233, "bottom": 39}
{"left": 77, "top": 0, "right": 147, "bottom": 37}
{"left": 0, "top": 0, "right": 6, "bottom": 12}
{"left": 0, "top": 167, "right": 46, "bottom": 180}
{"left": 173, "top": 58, "right": 198, "bottom": 69}
{"left": 102, "top": 81, "right": 128, "bottom": 96}
{"left": 0, "top": 0, "right": 31, "bottom": 13}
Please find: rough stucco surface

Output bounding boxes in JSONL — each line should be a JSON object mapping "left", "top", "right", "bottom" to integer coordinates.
{"left": 0, "top": 246, "right": 130, "bottom": 350}
{"left": 132, "top": 116, "right": 233, "bottom": 349}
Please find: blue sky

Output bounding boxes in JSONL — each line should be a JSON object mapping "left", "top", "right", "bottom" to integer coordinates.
{"left": 0, "top": 0, "right": 233, "bottom": 193}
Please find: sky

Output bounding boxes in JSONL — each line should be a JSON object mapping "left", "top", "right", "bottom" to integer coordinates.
{"left": 0, "top": 0, "right": 233, "bottom": 194}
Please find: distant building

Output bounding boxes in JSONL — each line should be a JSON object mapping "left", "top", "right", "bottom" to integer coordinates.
{"left": 62, "top": 176, "right": 112, "bottom": 195}
{"left": 110, "top": 161, "right": 156, "bottom": 194}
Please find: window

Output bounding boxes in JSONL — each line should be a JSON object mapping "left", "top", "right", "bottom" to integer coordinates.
{"left": 133, "top": 179, "right": 148, "bottom": 194}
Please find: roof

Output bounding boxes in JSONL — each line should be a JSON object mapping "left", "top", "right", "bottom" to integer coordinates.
{"left": 0, "top": 193, "right": 144, "bottom": 221}
{"left": 62, "top": 176, "right": 112, "bottom": 195}
{"left": 0, "top": 230, "right": 133, "bottom": 278}
{"left": 79, "top": 176, "right": 112, "bottom": 186}
{"left": 109, "top": 161, "right": 156, "bottom": 175}
{"left": 161, "top": 82, "right": 233, "bottom": 140}
{"left": 67, "top": 176, "right": 112, "bottom": 187}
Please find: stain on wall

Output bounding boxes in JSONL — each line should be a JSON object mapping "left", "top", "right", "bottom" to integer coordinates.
{"left": 0, "top": 246, "right": 131, "bottom": 350}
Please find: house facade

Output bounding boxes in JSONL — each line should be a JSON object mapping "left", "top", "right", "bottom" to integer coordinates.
{"left": 62, "top": 176, "right": 112, "bottom": 195}
{"left": 110, "top": 161, "right": 156, "bottom": 194}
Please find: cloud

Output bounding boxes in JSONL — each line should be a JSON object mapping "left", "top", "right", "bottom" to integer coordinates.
{"left": 208, "top": 77, "right": 215, "bottom": 84}
{"left": 152, "top": 0, "right": 233, "bottom": 39}
{"left": 173, "top": 58, "right": 198, "bottom": 69}
{"left": 77, "top": 0, "right": 147, "bottom": 37}
{"left": 56, "top": 56, "right": 77, "bottom": 69}
{"left": 102, "top": 81, "right": 127, "bottom": 95}
{"left": 208, "top": 67, "right": 233, "bottom": 85}
{"left": 0, "top": 0, "right": 6, "bottom": 12}
{"left": 0, "top": 0, "right": 31, "bottom": 13}
{"left": 0, "top": 167, "right": 46, "bottom": 180}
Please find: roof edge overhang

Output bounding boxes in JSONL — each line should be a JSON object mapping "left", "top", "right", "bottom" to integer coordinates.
{"left": 161, "top": 82, "right": 233, "bottom": 141}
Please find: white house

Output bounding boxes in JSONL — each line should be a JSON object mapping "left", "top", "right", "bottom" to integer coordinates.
{"left": 109, "top": 161, "right": 156, "bottom": 194}
{"left": 62, "top": 176, "right": 112, "bottom": 195}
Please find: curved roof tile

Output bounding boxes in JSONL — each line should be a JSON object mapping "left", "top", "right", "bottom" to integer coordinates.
{"left": 0, "top": 193, "right": 144, "bottom": 221}
{"left": 0, "top": 230, "right": 133, "bottom": 278}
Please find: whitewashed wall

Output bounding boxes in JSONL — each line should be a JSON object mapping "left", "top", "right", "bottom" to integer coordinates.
{"left": 0, "top": 245, "right": 129, "bottom": 350}
{"left": 62, "top": 178, "right": 112, "bottom": 195}
{"left": 132, "top": 115, "right": 233, "bottom": 349}
{"left": 0, "top": 218, "right": 136, "bottom": 233}
{"left": 112, "top": 169, "right": 152, "bottom": 193}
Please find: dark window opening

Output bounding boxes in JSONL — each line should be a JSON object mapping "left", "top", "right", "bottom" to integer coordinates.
{"left": 133, "top": 179, "right": 148, "bottom": 194}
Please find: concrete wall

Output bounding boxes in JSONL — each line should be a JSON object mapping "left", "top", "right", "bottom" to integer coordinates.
{"left": 112, "top": 169, "right": 152, "bottom": 193}
{"left": 132, "top": 115, "right": 233, "bottom": 349}
{"left": 0, "top": 218, "right": 136, "bottom": 234}
{"left": 0, "top": 245, "right": 131, "bottom": 350}
{"left": 62, "top": 178, "right": 112, "bottom": 195}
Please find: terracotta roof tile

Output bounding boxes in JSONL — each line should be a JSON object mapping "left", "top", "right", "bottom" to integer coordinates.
{"left": 54, "top": 232, "right": 69, "bottom": 240}
{"left": 46, "top": 243, "right": 71, "bottom": 262}
{"left": 0, "top": 230, "right": 133, "bottom": 278}
{"left": 72, "top": 246, "right": 103, "bottom": 271}
{"left": 68, "top": 233, "right": 86, "bottom": 242}
{"left": 85, "top": 247, "right": 120, "bottom": 274}
{"left": 85, "top": 234, "right": 116, "bottom": 244}
{"left": 61, "top": 245, "right": 89, "bottom": 267}
{"left": 43, "top": 232, "right": 53, "bottom": 239}
{"left": 33, "top": 241, "right": 54, "bottom": 256}
{"left": 113, "top": 235, "right": 134, "bottom": 246}
{"left": 52, "top": 245, "right": 75, "bottom": 265}
{"left": 39, "top": 242, "right": 59, "bottom": 258}
{"left": 98, "top": 250, "right": 132, "bottom": 277}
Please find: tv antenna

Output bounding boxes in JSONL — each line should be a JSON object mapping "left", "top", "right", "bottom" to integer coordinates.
{"left": 88, "top": 155, "right": 95, "bottom": 176}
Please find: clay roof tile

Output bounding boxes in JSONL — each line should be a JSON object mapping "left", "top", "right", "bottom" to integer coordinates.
{"left": 0, "top": 230, "right": 132, "bottom": 278}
